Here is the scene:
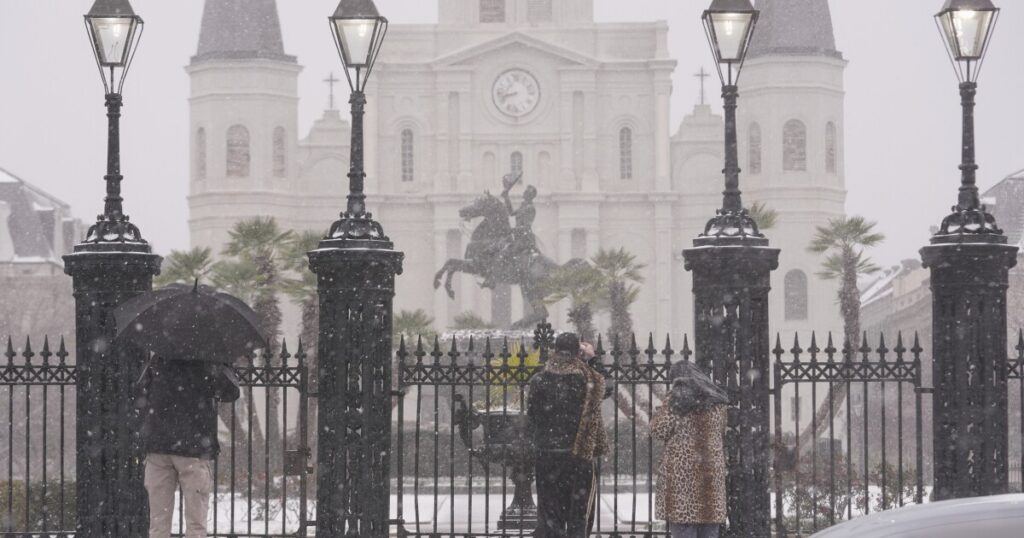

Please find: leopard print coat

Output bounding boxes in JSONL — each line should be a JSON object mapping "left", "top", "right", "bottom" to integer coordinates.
{"left": 651, "top": 404, "right": 728, "bottom": 524}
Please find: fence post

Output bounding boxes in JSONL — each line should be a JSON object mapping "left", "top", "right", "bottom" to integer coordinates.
{"left": 921, "top": 239, "right": 1017, "bottom": 500}
{"left": 309, "top": 222, "right": 403, "bottom": 538}
{"left": 63, "top": 241, "right": 161, "bottom": 537}
{"left": 684, "top": 241, "right": 779, "bottom": 537}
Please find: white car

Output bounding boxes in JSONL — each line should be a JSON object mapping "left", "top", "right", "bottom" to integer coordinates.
{"left": 810, "top": 494, "right": 1024, "bottom": 537}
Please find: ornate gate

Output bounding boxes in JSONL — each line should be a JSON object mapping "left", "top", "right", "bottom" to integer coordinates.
{"left": 0, "top": 337, "right": 313, "bottom": 538}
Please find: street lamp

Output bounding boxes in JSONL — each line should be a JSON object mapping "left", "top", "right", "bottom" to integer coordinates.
{"left": 924, "top": 0, "right": 1016, "bottom": 502}
{"left": 697, "top": 0, "right": 762, "bottom": 246}
{"left": 82, "top": 0, "right": 146, "bottom": 250}
{"left": 328, "top": 0, "right": 388, "bottom": 241}
{"left": 934, "top": 0, "right": 1001, "bottom": 240}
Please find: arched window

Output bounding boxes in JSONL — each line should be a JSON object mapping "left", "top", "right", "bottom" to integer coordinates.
{"left": 510, "top": 151, "right": 523, "bottom": 177}
{"left": 272, "top": 127, "right": 286, "bottom": 178}
{"left": 825, "top": 122, "right": 837, "bottom": 174}
{"left": 226, "top": 125, "right": 250, "bottom": 178}
{"left": 784, "top": 270, "right": 809, "bottom": 320}
{"left": 783, "top": 120, "right": 807, "bottom": 172}
{"left": 749, "top": 123, "right": 762, "bottom": 174}
{"left": 195, "top": 128, "right": 207, "bottom": 181}
{"left": 400, "top": 129, "right": 415, "bottom": 182}
{"left": 619, "top": 127, "right": 633, "bottom": 180}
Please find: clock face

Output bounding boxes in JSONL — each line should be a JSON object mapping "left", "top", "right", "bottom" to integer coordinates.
{"left": 492, "top": 69, "right": 541, "bottom": 118}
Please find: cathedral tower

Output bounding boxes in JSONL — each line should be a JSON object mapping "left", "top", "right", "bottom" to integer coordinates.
{"left": 740, "top": 0, "right": 847, "bottom": 336}
{"left": 187, "top": 0, "right": 302, "bottom": 252}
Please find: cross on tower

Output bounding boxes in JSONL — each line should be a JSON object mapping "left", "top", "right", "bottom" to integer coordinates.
{"left": 695, "top": 67, "right": 710, "bottom": 105}
{"left": 324, "top": 72, "right": 340, "bottom": 110}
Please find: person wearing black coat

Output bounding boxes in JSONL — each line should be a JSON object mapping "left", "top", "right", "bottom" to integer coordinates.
{"left": 135, "top": 357, "right": 240, "bottom": 538}
{"left": 528, "top": 333, "right": 608, "bottom": 538}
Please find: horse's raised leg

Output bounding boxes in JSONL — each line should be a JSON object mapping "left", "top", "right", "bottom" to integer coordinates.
{"left": 433, "top": 259, "right": 478, "bottom": 300}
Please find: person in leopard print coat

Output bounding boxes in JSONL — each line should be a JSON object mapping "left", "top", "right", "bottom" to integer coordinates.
{"left": 651, "top": 363, "right": 728, "bottom": 538}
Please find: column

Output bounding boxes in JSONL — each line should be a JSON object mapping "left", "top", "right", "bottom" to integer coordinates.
{"left": 311, "top": 226, "right": 404, "bottom": 538}
{"left": 64, "top": 243, "right": 161, "bottom": 538}
{"left": 922, "top": 240, "right": 1017, "bottom": 500}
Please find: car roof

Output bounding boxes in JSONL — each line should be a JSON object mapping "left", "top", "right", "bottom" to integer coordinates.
{"left": 811, "top": 494, "right": 1024, "bottom": 538}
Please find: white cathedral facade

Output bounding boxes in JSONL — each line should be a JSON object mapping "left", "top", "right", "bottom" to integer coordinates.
{"left": 188, "top": 0, "right": 846, "bottom": 338}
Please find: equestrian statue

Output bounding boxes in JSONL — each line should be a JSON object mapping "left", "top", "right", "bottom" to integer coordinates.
{"left": 434, "top": 172, "right": 582, "bottom": 329}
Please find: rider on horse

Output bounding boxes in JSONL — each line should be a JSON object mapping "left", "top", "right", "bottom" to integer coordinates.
{"left": 481, "top": 172, "right": 539, "bottom": 289}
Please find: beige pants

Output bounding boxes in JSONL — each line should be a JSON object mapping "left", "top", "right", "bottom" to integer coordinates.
{"left": 144, "top": 454, "right": 213, "bottom": 538}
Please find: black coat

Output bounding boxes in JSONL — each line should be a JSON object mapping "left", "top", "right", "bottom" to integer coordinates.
{"left": 135, "top": 357, "right": 240, "bottom": 459}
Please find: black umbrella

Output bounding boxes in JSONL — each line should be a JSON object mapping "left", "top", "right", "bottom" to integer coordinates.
{"left": 113, "top": 281, "right": 266, "bottom": 363}
{"left": 668, "top": 361, "right": 730, "bottom": 417}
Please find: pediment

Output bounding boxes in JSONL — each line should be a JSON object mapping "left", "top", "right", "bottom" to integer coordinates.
{"left": 432, "top": 32, "right": 598, "bottom": 68}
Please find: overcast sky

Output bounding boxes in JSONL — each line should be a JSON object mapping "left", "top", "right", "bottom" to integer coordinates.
{"left": 1, "top": 1, "right": 1023, "bottom": 268}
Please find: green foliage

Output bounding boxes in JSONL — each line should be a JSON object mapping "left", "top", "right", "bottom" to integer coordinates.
{"left": 222, "top": 216, "right": 295, "bottom": 261}
{"left": 592, "top": 247, "right": 645, "bottom": 344}
{"left": 748, "top": 201, "right": 778, "bottom": 231}
{"left": 807, "top": 216, "right": 885, "bottom": 256}
{"left": 280, "top": 230, "right": 322, "bottom": 307}
{"left": 209, "top": 260, "right": 260, "bottom": 304}
{"left": 451, "top": 311, "right": 494, "bottom": 331}
{"left": 154, "top": 247, "right": 215, "bottom": 288}
{"left": 0, "top": 480, "right": 75, "bottom": 532}
{"left": 394, "top": 309, "right": 437, "bottom": 348}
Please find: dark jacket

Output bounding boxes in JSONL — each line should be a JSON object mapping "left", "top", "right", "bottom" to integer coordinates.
{"left": 135, "top": 357, "right": 240, "bottom": 459}
{"left": 527, "top": 353, "right": 607, "bottom": 460}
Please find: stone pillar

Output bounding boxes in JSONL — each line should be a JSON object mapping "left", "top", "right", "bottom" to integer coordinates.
{"left": 921, "top": 240, "right": 1017, "bottom": 500}
{"left": 310, "top": 229, "right": 403, "bottom": 538}
{"left": 64, "top": 242, "right": 161, "bottom": 538}
{"left": 684, "top": 244, "right": 778, "bottom": 538}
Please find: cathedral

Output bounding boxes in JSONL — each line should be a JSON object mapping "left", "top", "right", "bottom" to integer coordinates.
{"left": 188, "top": 0, "right": 846, "bottom": 338}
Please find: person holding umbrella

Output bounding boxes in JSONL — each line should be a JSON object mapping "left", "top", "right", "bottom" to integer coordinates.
{"left": 651, "top": 361, "right": 730, "bottom": 538}
{"left": 134, "top": 357, "right": 239, "bottom": 538}
{"left": 115, "top": 281, "right": 265, "bottom": 538}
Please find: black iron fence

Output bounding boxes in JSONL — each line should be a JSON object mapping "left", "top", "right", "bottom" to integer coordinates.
{"left": 771, "top": 333, "right": 928, "bottom": 537}
{"left": 0, "top": 337, "right": 312, "bottom": 538}
{"left": 3, "top": 326, "right": 1023, "bottom": 537}
{"left": 393, "top": 330, "right": 684, "bottom": 538}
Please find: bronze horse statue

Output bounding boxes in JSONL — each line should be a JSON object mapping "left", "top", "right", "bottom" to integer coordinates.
{"left": 433, "top": 192, "right": 582, "bottom": 329}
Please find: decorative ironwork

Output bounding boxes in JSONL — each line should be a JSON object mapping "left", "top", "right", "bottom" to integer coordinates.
{"left": 932, "top": 82, "right": 1004, "bottom": 243}
{"left": 772, "top": 332, "right": 927, "bottom": 536}
{"left": 394, "top": 328, "right": 691, "bottom": 538}
{"left": 683, "top": 244, "right": 778, "bottom": 538}
{"left": 922, "top": 240, "right": 1017, "bottom": 500}
{"left": 310, "top": 242, "right": 403, "bottom": 538}
{"left": 0, "top": 338, "right": 312, "bottom": 538}
{"left": 77, "top": 92, "right": 149, "bottom": 253}
{"left": 695, "top": 85, "right": 766, "bottom": 247}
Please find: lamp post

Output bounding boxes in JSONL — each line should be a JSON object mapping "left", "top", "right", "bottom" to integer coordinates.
{"left": 81, "top": 0, "right": 147, "bottom": 251}
{"left": 311, "top": 2, "right": 403, "bottom": 537}
{"left": 683, "top": 1, "right": 777, "bottom": 536}
{"left": 921, "top": 0, "right": 1017, "bottom": 501}
{"left": 63, "top": 1, "right": 161, "bottom": 537}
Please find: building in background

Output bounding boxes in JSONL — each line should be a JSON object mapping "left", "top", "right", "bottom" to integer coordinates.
{"left": 187, "top": 0, "right": 846, "bottom": 338}
{"left": 0, "top": 167, "right": 81, "bottom": 338}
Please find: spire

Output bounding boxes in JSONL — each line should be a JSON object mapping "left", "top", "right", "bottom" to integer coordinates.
{"left": 748, "top": 0, "right": 841, "bottom": 59}
{"left": 192, "top": 0, "right": 295, "bottom": 64}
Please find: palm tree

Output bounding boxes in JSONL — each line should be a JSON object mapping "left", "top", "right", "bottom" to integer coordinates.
{"left": 592, "top": 248, "right": 646, "bottom": 346}
{"left": 541, "top": 260, "right": 607, "bottom": 342}
{"left": 393, "top": 309, "right": 437, "bottom": 347}
{"left": 281, "top": 230, "right": 323, "bottom": 476}
{"left": 802, "top": 216, "right": 884, "bottom": 448}
{"left": 451, "top": 311, "right": 495, "bottom": 331}
{"left": 222, "top": 217, "right": 294, "bottom": 476}
{"left": 154, "top": 247, "right": 216, "bottom": 287}
{"left": 808, "top": 216, "right": 884, "bottom": 347}
{"left": 748, "top": 201, "right": 778, "bottom": 231}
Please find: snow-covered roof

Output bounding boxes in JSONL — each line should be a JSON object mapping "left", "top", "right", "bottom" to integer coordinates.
{"left": 0, "top": 167, "right": 75, "bottom": 263}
